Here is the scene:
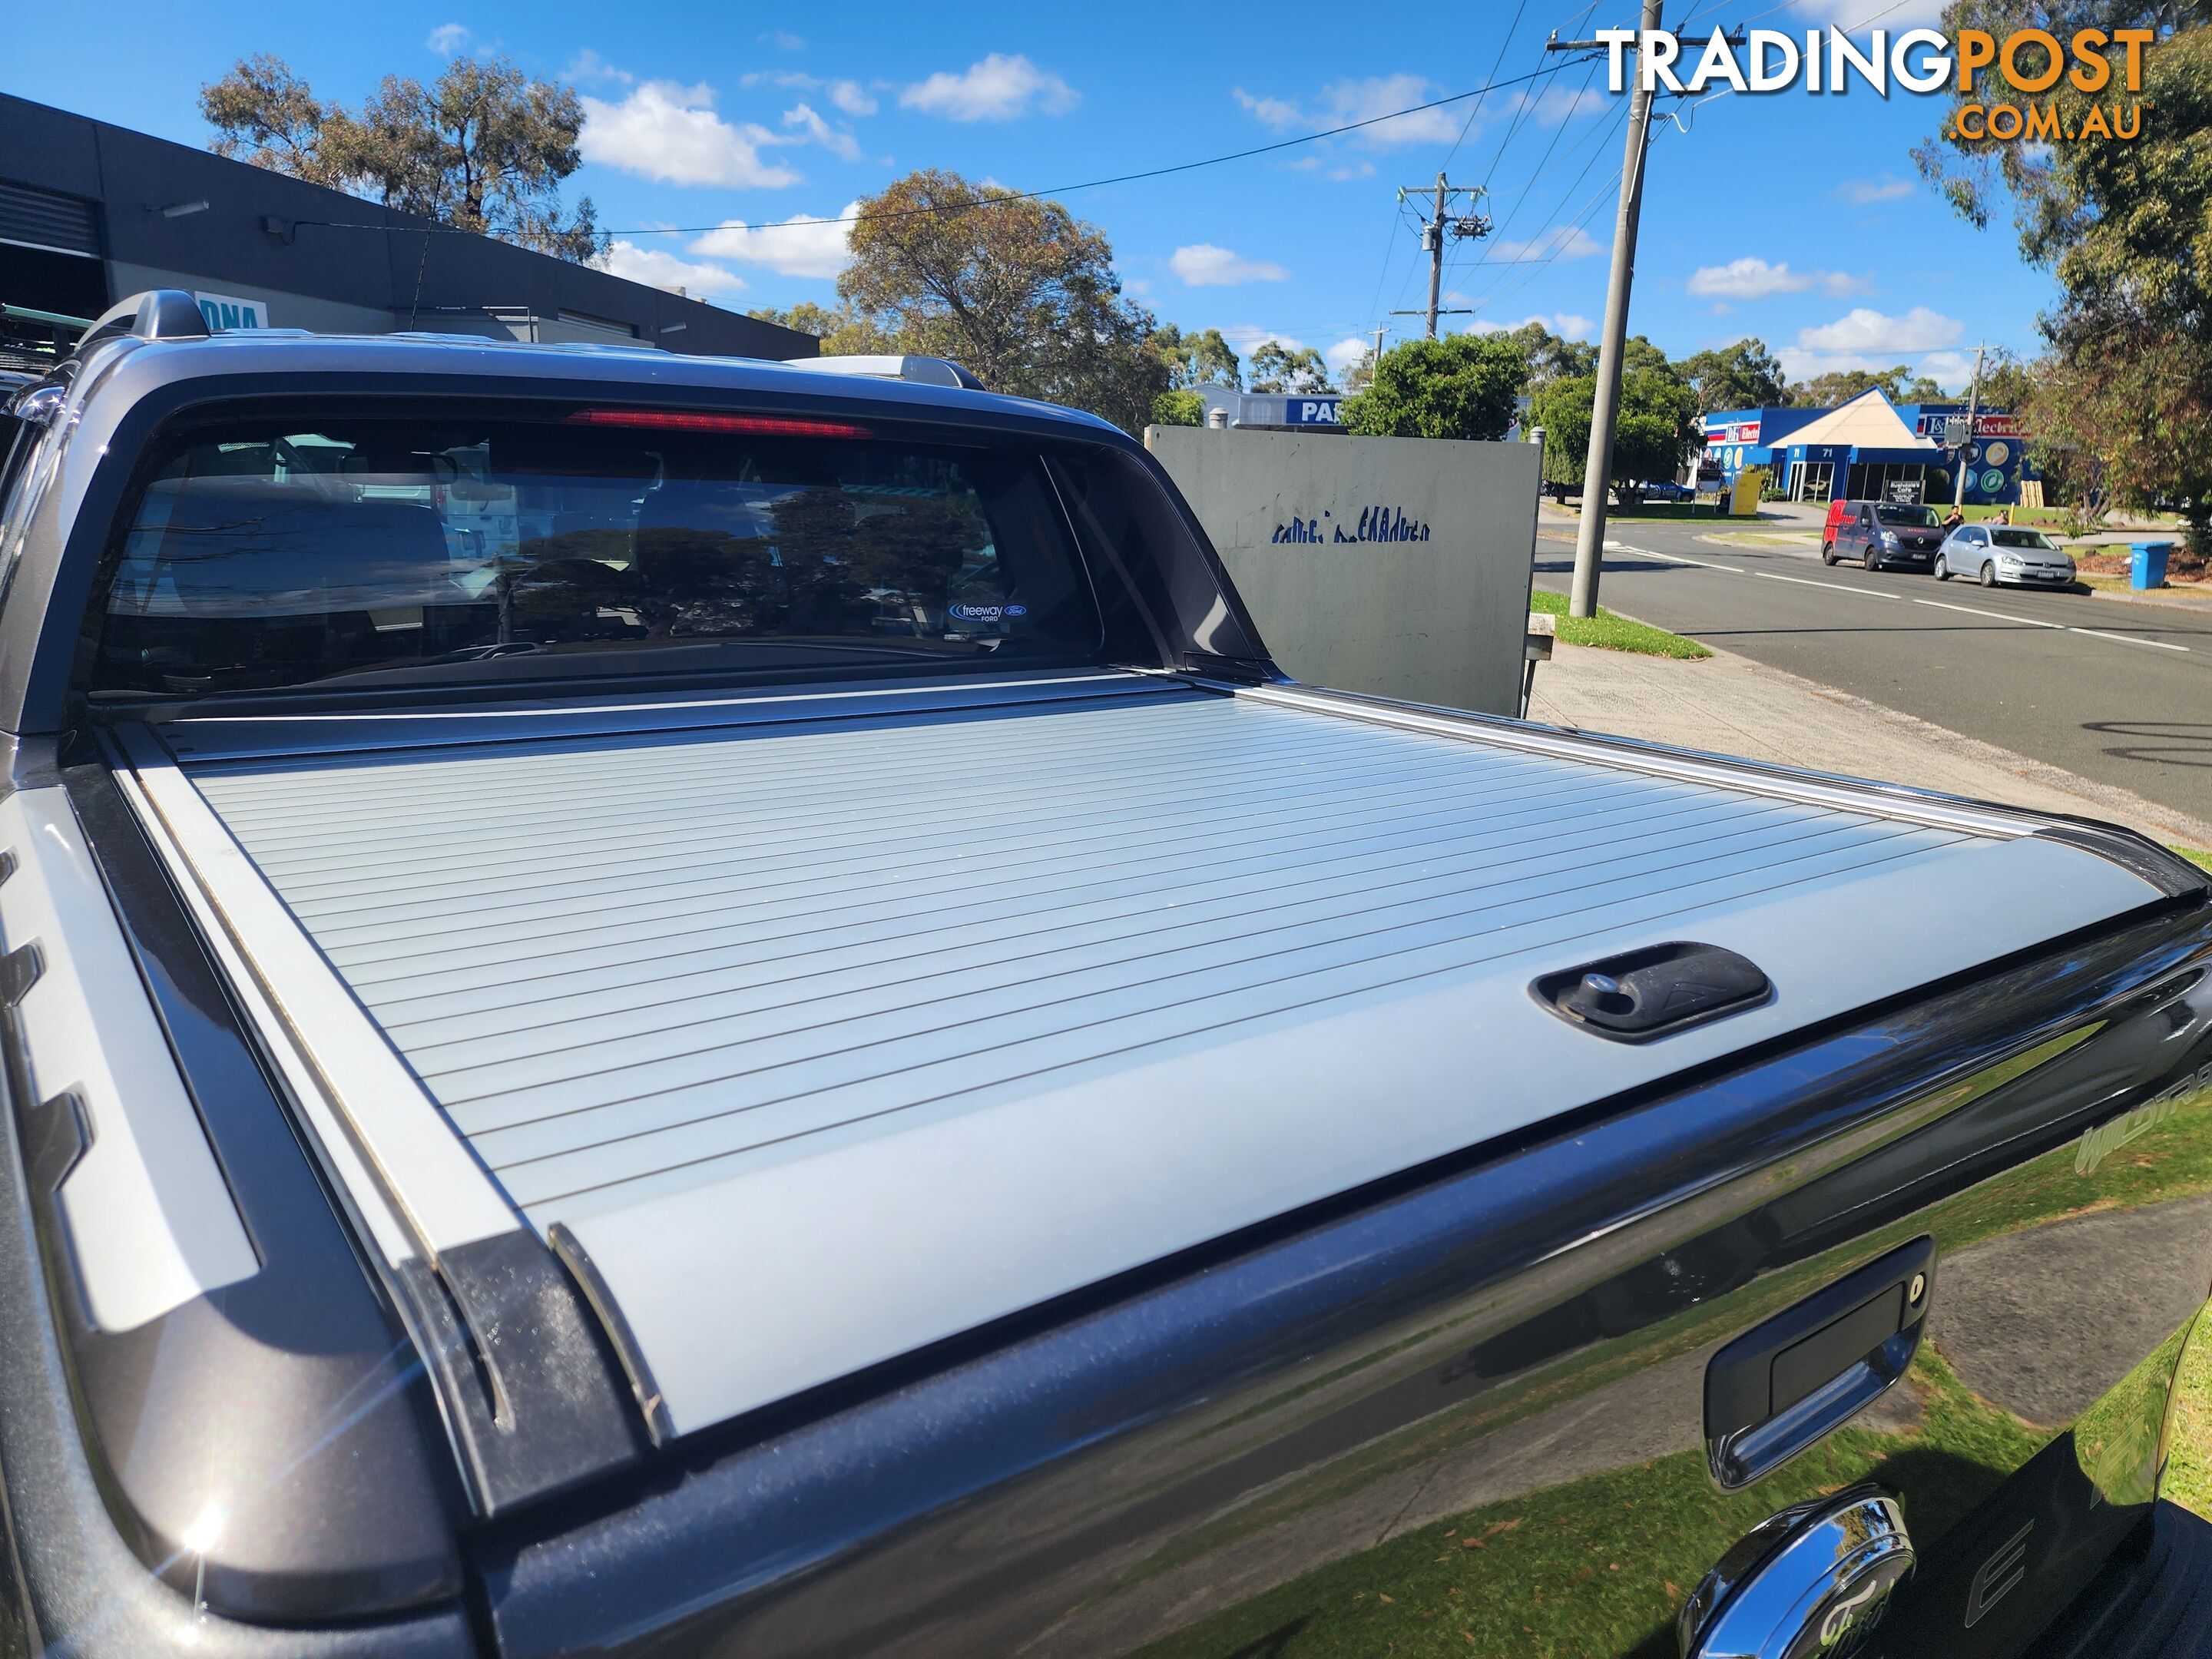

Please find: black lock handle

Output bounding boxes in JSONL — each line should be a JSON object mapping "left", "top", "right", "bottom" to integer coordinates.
{"left": 1704, "top": 1236, "right": 1936, "bottom": 1491}
{"left": 1531, "top": 942, "right": 1771, "bottom": 1042}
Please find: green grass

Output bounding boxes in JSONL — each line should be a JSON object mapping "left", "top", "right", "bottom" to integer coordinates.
{"left": 1957, "top": 504, "right": 2077, "bottom": 527}
{"left": 2176, "top": 846, "right": 2212, "bottom": 872}
{"left": 2164, "top": 1315, "right": 2212, "bottom": 1522}
{"left": 1530, "top": 588, "right": 1712, "bottom": 661}
{"left": 1132, "top": 1344, "right": 2056, "bottom": 1659}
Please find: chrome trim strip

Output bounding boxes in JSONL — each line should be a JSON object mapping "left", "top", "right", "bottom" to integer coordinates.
{"left": 101, "top": 747, "right": 423, "bottom": 1267}
{"left": 107, "top": 722, "right": 519, "bottom": 1260}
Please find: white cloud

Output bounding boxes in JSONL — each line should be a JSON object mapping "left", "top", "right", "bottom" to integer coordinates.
{"left": 900, "top": 55, "right": 1078, "bottom": 121}
{"left": 1233, "top": 89, "right": 1305, "bottom": 132}
{"left": 1686, "top": 257, "right": 1869, "bottom": 300}
{"left": 568, "top": 48, "right": 632, "bottom": 84}
{"left": 1168, "top": 244, "right": 1290, "bottom": 287}
{"left": 1468, "top": 312, "right": 1596, "bottom": 341}
{"left": 1218, "top": 325, "right": 1307, "bottom": 356}
{"left": 1915, "top": 351, "right": 1975, "bottom": 391}
{"left": 602, "top": 240, "right": 747, "bottom": 297}
{"left": 1797, "top": 305, "right": 1962, "bottom": 353}
{"left": 783, "top": 101, "right": 861, "bottom": 161}
{"left": 690, "top": 201, "right": 861, "bottom": 279}
{"left": 1289, "top": 155, "right": 1377, "bottom": 180}
{"left": 1233, "top": 74, "right": 1462, "bottom": 148}
{"left": 426, "top": 23, "right": 471, "bottom": 54}
{"left": 1839, "top": 174, "right": 1915, "bottom": 204}
{"left": 763, "top": 30, "right": 804, "bottom": 49}
{"left": 580, "top": 81, "right": 801, "bottom": 189}
{"left": 743, "top": 70, "right": 879, "bottom": 116}
{"left": 1776, "top": 305, "right": 1966, "bottom": 378}
{"left": 1325, "top": 336, "right": 1371, "bottom": 373}
{"left": 1489, "top": 226, "right": 1603, "bottom": 263}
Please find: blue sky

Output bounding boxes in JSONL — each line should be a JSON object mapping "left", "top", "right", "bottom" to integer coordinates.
{"left": 7, "top": 0, "right": 2048, "bottom": 392}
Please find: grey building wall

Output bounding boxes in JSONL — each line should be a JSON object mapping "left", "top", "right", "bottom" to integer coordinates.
{"left": 1147, "top": 426, "right": 1541, "bottom": 717}
{"left": 101, "top": 261, "right": 396, "bottom": 336}
{"left": 0, "top": 92, "right": 815, "bottom": 361}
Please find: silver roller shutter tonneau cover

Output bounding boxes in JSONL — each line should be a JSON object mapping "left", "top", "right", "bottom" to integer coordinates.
{"left": 106, "top": 667, "right": 2166, "bottom": 1439}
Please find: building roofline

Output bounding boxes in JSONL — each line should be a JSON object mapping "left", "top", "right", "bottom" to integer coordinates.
{"left": 0, "top": 90, "right": 816, "bottom": 361}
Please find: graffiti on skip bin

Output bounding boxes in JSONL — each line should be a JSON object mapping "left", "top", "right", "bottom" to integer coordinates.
{"left": 1270, "top": 505, "right": 1432, "bottom": 545}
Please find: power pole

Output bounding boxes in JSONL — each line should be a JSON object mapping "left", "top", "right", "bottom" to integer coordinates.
{"left": 1351, "top": 322, "right": 1389, "bottom": 391}
{"left": 1423, "top": 174, "right": 1449, "bottom": 339}
{"left": 1389, "top": 174, "right": 1489, "bottom": 339}
{"left": 1561, "top": 0, "right": 1663, "bottom": 618}
{"left": 1952, "top": 343, "right": 1988, "bottom": 509}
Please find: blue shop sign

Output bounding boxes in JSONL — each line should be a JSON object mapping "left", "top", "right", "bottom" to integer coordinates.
{"left": 1283, "top": 398, "right": 1343, "bottom": 427}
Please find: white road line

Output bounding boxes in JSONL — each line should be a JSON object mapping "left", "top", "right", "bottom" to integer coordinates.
{"left": 2069, "top": 626, "right": 2190, "bottom": 653}
{"left": 1756, "top": 569, "right": 1901, "bottom": 600}
{"left": 1607, "top": 542, "right": 1746, "bottom": 574}
{"left": 1598, "top": 539, "right": 2193, "bottom": 654}
{"left": 1913, "top": 596, "right": 2190, "bottom": 651}
{"left": 1912, "top": 597, "right": 2061, "bottom": 628}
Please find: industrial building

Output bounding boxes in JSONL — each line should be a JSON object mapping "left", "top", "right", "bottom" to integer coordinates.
{"left": 0, "top": 91, "right": 815, "bottom": 371}
{"left": 1702, "top": 387, "right": 2032, "bottom": 506}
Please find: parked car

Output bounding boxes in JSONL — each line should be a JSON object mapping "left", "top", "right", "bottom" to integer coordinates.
{"left": 1937, "top": 523, "right": 2081, "bottom": 587}
{"left": 1823, "top": 499, "right": 1948, "bottom": 569}
{"left": 1637, "top": 477, "right": 1695, "bottom": 502}
{"left": 2, "top": 293, "right": 2210, "bottom": 1659}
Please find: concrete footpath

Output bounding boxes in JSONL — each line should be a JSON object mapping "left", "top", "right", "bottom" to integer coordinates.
{"left": 1526, "top": 637, "right": 2212, "bottom": 853}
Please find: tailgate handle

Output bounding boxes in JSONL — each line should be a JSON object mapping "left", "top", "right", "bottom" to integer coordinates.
{"left": 1530, "top": 942, "right": 1770, "bottom": 1042}
{"left": 1704, "top": 1236, "right": 1934, "bottom": 1490}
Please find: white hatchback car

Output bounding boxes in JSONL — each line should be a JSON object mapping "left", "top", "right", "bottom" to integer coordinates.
{"left": 1934, "top": 524, "right": 2078, "bottom": 588}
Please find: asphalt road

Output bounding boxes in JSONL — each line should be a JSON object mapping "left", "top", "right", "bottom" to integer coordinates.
{"left": 1532, "top": 518, "right": 2212, "bottom": 828}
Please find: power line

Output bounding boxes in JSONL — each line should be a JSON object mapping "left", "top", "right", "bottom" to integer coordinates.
{"left": 1452, "top": 145, "right": 1630, "bottom": 320}
{"left": 272, "top": 61, "right": 1585, "bottom": 242}
{"left": 1469, "top": 22, "right": 1635, "bottom": 263}
{"left": 1432, "top": 5, "right": 1609, "bottom": 307}
{"left": 1353, "top": 200, "right": 1415, "bottom": 371}
{"left": 1462, "top": 0, "right": 1872, "bottom": 317}
{"left": 1363, "top": 4, "right": 1552, "bottom": 362}
{"left": 1445, "top": 49, "right": 1611, "bottom": 298}
{"left": 1452, "top": 93, "right": 1631, "bottom": 308}
{"left": 1479, "top": 0, "right": 1624, "bottom": 194}
{"left": 1438, "top": 0, "right": 1533, "bottom": 175}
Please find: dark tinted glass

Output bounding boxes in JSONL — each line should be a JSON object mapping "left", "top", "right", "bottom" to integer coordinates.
{"left": 1874, "top": 505, "right": 1939, "bottom": 526}
{"left": 92, "top": 414, "right": 1103, "bottom": 698}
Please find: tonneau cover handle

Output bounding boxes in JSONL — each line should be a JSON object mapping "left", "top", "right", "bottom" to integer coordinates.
{"left": 1531, "top": 941, "right": 1771, "bottom": 1041}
